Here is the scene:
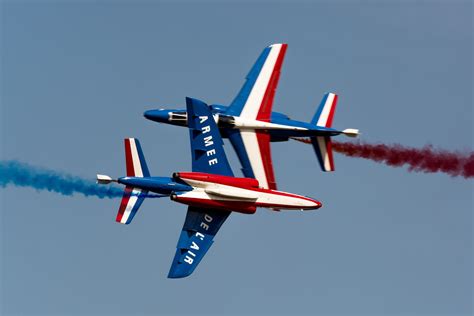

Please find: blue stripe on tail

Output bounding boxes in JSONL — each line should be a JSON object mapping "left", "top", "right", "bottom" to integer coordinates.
{"left": 134, "top": 139, "right": 150, "bottom": 177}
{"left": 311, "top": 93, "right": 329, "bottom": 125}
{"left": 226, "top": 47, "right": 272, "bottom": 116}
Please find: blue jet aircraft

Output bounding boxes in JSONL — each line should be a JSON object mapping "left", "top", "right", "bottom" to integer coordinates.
{"left": 144, "top": 43, "right": 359, "bottom": 190}
{"left": 98, "top": 98, "right": 322, "bottom": 278}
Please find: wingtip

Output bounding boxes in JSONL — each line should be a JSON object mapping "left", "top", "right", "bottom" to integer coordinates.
{"left": 167, "top": 268, "right": 193, "bottom": 279}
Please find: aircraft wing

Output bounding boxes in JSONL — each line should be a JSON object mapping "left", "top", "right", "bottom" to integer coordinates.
{"left": 226, "top": 43, "right": 287, "bottom": 121}
{"left": 227, "top": 129, "right": 277, "bottom": 190}
{"left": 186, "top": 97, "right": 233, "bottom": 177}
{"left": 168, "top": 98, "right": 234, "bottom": 278}
{"left": 168, "top": 206, "right": 231, "bottom": 278}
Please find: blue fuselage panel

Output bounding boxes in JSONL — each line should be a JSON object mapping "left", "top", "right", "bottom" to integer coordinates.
{"left": 118, "top": 176, "right": 192, "bottom": 195}
{"left": 143, "top": 106, "right": 342, "bottom": 140}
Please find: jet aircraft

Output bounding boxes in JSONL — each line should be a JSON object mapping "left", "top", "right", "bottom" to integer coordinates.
{"left": 144, "top": 43, "right": 359, "bottom": 190}
{"left": 98, "top": 97, "right": 321, "bottom": 278}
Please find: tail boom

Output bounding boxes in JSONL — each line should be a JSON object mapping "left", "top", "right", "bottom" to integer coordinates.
{"left": 311, "top": 136, "right": 335, "bottom": 172}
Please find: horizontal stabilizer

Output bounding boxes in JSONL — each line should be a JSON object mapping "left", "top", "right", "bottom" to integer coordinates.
{"left": 124, "top": 138, "right": 150, "bottom": 177}
{"left": 311, "top": 93, "right": 338, "bottom": 128}
{"left": 116, "top": 186, "right": 147, "bottom": 225}
{"left": 311, "top": 136, "right": 335, "bottom": 172}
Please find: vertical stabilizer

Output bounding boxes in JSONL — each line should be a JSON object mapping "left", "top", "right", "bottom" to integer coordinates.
{"left": 116, "top": 186, "right": 147, "bottom": 225}
{"left": 124, "top": 138, "right": 150, "bottom": 177}
{"left": 116, "top": 138, "right": 150, "bottom": 224}
{"left": 311, "top": 92, "right": 338, "bottom": 128}
{"left": 309, "top": 93, "right": 338, "bottom": 171}
{"left": 311, "top": 136, "right": 335, "bottom": 172}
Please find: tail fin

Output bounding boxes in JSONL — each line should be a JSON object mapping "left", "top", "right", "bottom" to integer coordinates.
{"left": 116, "top": 186, "right": 147, "bottom": 224}
{"left": 124, "top": 138, "right": 150, "bottom": 177}
{"left": 311, "top": 136, "right": 335, "bottom": 172}
{"left": 309, "top": 93, "right": 338, "bottom": 171}
{"left": 117, "top": 138, "right": 150, "bottom": 224}
{"left": 309, "top": 93, "right": 359, "bottom": 171}
{"left": 311, "top": 92, "right": 338, "bottom": 127}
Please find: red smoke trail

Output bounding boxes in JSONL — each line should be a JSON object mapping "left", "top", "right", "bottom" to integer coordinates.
{"left": 292, "top": 138, "right": 474, "bottom": 179}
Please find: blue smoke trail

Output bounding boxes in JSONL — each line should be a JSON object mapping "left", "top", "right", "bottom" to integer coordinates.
{"left": 0, "top": 160, "right": 165, "bottom": 199}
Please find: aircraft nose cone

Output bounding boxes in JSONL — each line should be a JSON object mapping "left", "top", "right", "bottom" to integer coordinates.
{"left": 144, "top": 109, "right": 168, "bottom": 122}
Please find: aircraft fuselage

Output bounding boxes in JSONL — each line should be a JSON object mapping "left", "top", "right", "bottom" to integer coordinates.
{"left": 143, "top": 106, "right": 343, "bottom": 141}
{"left": 118, "top": 171, "right": 321, "bottom": 214}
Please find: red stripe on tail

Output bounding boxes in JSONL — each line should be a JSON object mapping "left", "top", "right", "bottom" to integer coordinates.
{"left": 116, "top": 186, "right": 132, "bottom": 223}
{"left": 325, "top": 94, "right": 338, "bottom": 128}
{"left": 256, "top": 44, "right": 288, "bottom": 122}
{"left": 124, "top": 139, "right": 135, "bottom": 176}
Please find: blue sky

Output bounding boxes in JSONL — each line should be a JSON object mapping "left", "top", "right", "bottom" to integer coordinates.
{"left": 1, "top": 2, "right": 472, "bottom": 315}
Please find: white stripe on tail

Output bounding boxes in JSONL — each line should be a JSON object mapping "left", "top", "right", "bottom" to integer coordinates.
{"left": 125, "top": 138, "right": 150, "bottom": 177}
